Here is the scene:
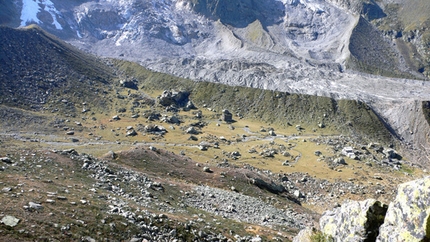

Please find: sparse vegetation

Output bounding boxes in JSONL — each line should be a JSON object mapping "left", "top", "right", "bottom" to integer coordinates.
{"left": 0, "top": 25, "right": 426, "bottom": 241}
{"left": 310, "top": 231, "right": 334, "bottom": 242}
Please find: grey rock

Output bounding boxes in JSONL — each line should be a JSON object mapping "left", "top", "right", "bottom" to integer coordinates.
{"left": 0, "top": 157, "right": 12, "bottom": 163}
{"left": 107, "top": 150, "right": 117, "bottom": 159}
{"left": 186, "top": 126, "right": 200, "bottom": 135}
{"left": 320, "top": 199, "right": 387, "bottom": 242}
{"left": 126, "top": 129, "right": 138, "bottom": 137}
{"left": 1, "top": 215, "right": 20, "bottom": 227}
{"left": 2, "top": 187, "right": 12, "bottom": 192}
{"left": 28, "top": 202, "right": 43, "bottom": 210}
{"left": 293, "top": 227, "right": 317, "bottom": 242}
{"left": 333, "top": 157, "right": 346, "bottom": 165}
{"left": 377, "top": 177, "right": 430, "bottom": 241}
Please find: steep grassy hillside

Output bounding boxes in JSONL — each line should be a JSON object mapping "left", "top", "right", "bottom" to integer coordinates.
{"left": 114, "top": 60, "right": 394, "bottom": 145}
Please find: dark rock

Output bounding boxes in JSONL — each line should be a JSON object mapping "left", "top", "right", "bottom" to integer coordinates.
{"left": 221, "top": 109, "right": 233, "bottom": 123}
{"left": 0, "top": 157, "right": 12, "bottom": 163}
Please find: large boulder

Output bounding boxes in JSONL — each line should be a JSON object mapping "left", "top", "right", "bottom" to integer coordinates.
{"left": 158, "top": 90, "right": 190, "bottom": 107}
{"left": 320, "top": 199, "right": 387, "bottom": 242}
{"left": 221, "top": 109, "right": 233, "bottom": 122}
{"left": 376, "top": 177, "right": 430, "bottom": 242}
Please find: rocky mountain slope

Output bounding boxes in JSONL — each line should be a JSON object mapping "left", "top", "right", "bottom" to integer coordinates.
{"left": 1, "top": 0, "right": 430, "bottom": 165}
{"left": 0, "top": 25, "right": 426, "bottom": 241}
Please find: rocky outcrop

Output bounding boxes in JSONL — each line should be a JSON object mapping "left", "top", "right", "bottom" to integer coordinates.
{"left": 296, "top": 176, "right": 430, "bottom": 241}
{"left": 158, "top": 90, "right": 190, "bottom": 107}
{"left": 320, "top": 199, "right": 387, "bottom": 242}
{"left": 377, "top": 177, "right": 430, "bottom": 241}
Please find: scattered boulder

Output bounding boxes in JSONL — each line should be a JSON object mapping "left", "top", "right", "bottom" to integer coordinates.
{"left": 320, "top": 199, "right": 387, "bottom": 242}
{"left": 142, "top": 124, "right": 167, "bottom": 135}
{"left": 198, "top": 142, "right": 210, "bottom": 151}
{"left": 341, "top": 147, "right": 355, "bottom": 158}
{"left": 119, "top": 79, "right": 138, "bottom": 90}
{"left": 186, "top": 100, "right": 196, "bottom": 109}
{"left": 377, "top": 177, "right": 430, "bottom": 241}
{"left": 188, "top": 135, "right": 198, "bottom": 141}
{"left": 66, "top": 131, "right": 75, "bottom": 135}
{"left": 28, "top": 202, "right": 43, "bottom": 210}
{"left": 382, "top": 148, "right": 401, "bottom": 159}
{"left": 0, "top": 157, "right": 12, "bottom": 163}
{"left": 203, "top": 166, "right": 212, "bottom": 173}
{"left": 126, "top": 129, "right": 138, "bottom": 137}
{"left": 161, "top": 115, "right": 181, "bottom": 124}
{"left": 158, "top": 90, "right": 190, "bottom": 107}
{"left": 112, "top": 115, "right": 121, "bottom": 121}
{"left": 186, "top": 126, "right": 200, "bottom": 135}
{"left": 294, "top": 190, "right": 304, "bottom": 198}
{"left": 333, "top": 157, "right": 347, "bottom": 165}
{"left": 268, "top": 130, "right": 276, "bottom": 136}
{"left": 1, "top": 215, "right": 20, "bottom": 227}
{"left": 107, "top": 150, "right": 117, "bottom": 159}
{"left": 143, "top": 111, "right": 161, "bottom": 121}
{"left": 221, "top": 109, "right": 233, "bottom": 123}
{"left": 249, "top": 177, "right": 286, "bottom": 194}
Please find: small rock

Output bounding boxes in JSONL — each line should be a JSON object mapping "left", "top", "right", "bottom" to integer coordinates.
{"left": 1, "top": 215, "right": 20, "bottom": 227}
{"left": 2, "top": 187, "right": 12, "bottom": 192}
{"left": 126, "top": 129, "right": 138, "bottom": 137}
{"left": 0, "top": 157, "right": 12, "bottom": 163}
{"left": 28, "top": 202, "right": 43, "bottom": 210}
{"left": 203, "top": 167, "right": 212, "bottom": 173}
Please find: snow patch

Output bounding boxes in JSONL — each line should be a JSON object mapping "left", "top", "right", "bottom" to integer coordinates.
{"left": 20, "top": 0, "right": 41, "bottom": 26}
{"left": 41, "top": 0, "right": 63, "bottom": 30}
{"left": 20, "top": 0, "right": 63, "bottom": 30}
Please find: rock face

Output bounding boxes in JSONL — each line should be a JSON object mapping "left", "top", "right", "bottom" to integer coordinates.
{"left": 377, "top": 177, "right": 430, "bottom": 242}
{"left": 320, "top": 199, "right": 387, "bottom": 242}
{"left": 300, "top": 176, "right": 430, "bottom": 241}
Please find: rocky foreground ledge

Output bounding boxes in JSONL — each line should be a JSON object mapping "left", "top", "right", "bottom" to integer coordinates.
{"left": 294, "top": 176, "right": 430, "bottom": 242}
